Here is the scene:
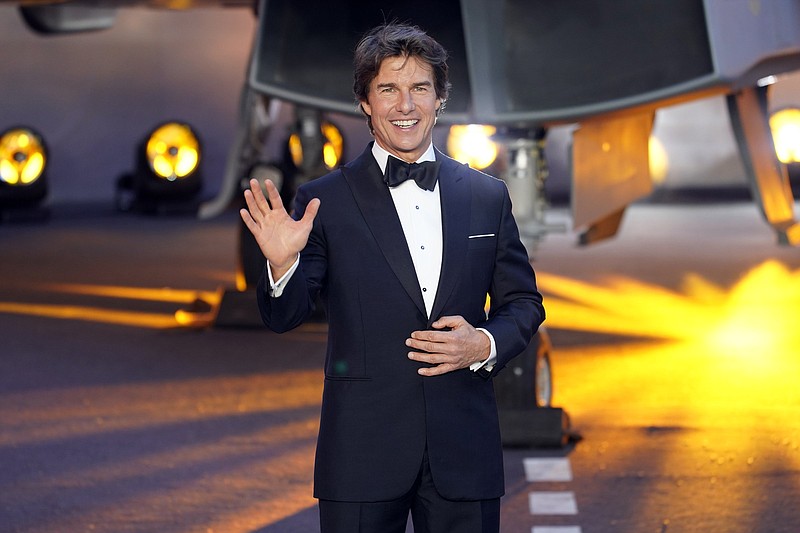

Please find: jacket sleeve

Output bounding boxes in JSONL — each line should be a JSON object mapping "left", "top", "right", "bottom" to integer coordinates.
{"left": 481, "top": 183, "right": 545, "bottom": 376}
{"left": 256, "top": 184, "right": 327, "bottom": 333}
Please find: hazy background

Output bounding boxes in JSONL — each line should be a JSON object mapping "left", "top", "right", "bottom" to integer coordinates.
{"left": 6, "top": 4, "right": 796, "bottom": 209}
{"left": 0, "top": 6, "right": 255, "bottom": 205}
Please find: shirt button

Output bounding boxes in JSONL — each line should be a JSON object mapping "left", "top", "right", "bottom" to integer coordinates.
{"left": 415, "top": 205, "right": 420, "bottom": 210}
{"left": 422, "top": 287, "right": 427, "bottom": 292}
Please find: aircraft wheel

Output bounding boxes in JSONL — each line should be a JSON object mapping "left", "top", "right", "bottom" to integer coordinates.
{"left": 534, "top": 332, "right": 553, "bottom": 407}
{"left": 495, "top": 328, "right": 554, "bottom": 410}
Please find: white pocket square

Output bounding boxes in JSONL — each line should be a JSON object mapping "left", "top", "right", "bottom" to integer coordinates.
{"left": 468, "top": 233, "right": 496, "bottom": 239}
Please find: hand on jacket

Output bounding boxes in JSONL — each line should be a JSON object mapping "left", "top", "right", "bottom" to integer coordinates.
{"left": 406, "top": 315, "right": 491, "bottom": 376}
{"left": 240, "top": 178, "right": 320, "bottom": 279}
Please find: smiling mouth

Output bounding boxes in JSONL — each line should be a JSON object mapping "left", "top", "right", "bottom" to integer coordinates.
{"left": 391, "top": 119, "right": 418, "bottom": 129}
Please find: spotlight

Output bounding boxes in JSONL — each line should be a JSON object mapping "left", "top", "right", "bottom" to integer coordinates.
{"left": 769, "top": 107, "right": 800, "bottom": 164}
{"left": 0, "top": 126, "right": 49, "bottom": 219}
{"left": 116, "top": 121, "right": 202, "bottom": 213}
{"left": 770, "top": 107, "right": 800, "bottom": 196}
{"left": 288, "top": 118, "right": 344, "bottom": 173}
{"left": 279, "top": 109, "right": 344, "bottom": 209}
{"left": 648, "top": 135, "right": 669, "bottom": 185}
{"left": 446, "top": 124, "right": 499, "bottom": 170}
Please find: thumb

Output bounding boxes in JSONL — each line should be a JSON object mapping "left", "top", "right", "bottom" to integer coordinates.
{"left": 300, "top": 198, "right": 321, "bottom": 227}
{"left": 431, "top": 315, "right": 465, "bottom": 330}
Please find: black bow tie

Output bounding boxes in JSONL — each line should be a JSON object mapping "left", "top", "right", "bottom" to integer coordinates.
{"left": 384, "top": 156, "right": 440, "bottom": 191}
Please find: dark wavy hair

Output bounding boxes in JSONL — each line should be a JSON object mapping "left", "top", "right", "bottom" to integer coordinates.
{"left": 353, "top": 23, "right": 451, "bottom": 131}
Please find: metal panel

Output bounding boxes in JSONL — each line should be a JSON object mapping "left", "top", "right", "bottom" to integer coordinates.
{"left": 248, "top": 0, "right": 800, "bottom": 125}
{"left": 727, "top": 86, "right": 800, "bottom": 245}
{"left": 571, "top": 112, "right": 654, "bottom": 231}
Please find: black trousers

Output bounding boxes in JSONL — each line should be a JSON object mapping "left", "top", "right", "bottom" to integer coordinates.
{"left": 318, "top": 450, "right": 501, "bottom": 533}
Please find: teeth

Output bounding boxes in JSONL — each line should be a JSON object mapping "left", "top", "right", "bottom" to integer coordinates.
{"left": 392, "top": 120, "right": 418, "bottom": 128}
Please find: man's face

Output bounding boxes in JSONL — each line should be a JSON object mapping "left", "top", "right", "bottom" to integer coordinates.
{"left": 360, "top": 55, "right": 442, "bottom": 163}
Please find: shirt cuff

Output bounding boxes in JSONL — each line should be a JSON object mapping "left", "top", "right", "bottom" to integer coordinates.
{"left": 470, "top": 328, "right": 497, "bottom": 372}
{"left": 266, "top": 255, "right": 300, "bottom": 297}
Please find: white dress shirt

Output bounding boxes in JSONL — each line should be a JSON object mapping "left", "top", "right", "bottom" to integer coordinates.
{"left": 268, "top": 142, "right": 495, "bottom": 371}
{"left": 371, "top": 143, "right": 442, "bottom": 317}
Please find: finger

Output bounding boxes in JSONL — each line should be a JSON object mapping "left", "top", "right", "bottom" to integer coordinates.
{"left": 408, "top": 349, "right": 443, "bottom": 361}
{"left": 409, "top": 330, "right": 433, "bottom": 342}
{"left": 249, "top": 178, "right": 272, "bottom": 213}
{"left": 264, "top": 179, "right": 285, "bottom": 212}
{"left": 243, "top": 189, "right": 263, "bottom": 222}
{"left": 239, "top": 208, "right": 259, "bottom": 235}
{"left": 406, "top": 337, "right": 448, "bottom": 354}
{"left": 410, "top": 328, "right": 450, "bottom": 340}
{"left": 431, "top": 315, "right": 467, "bottom": 329}
{"left": 299, "top": 198, "right": 321, "bottom": 228}
{"left": 418, "top": 363, "right": 456, "bottom": 377}
{"left": 247, "top": 178, "right": 262, "bottom": 198}
{"left": 239, "top": 209, "right": 261, "bottom": 242}
{"left": 407, "top": 330, "right": 457, "bottom": 352}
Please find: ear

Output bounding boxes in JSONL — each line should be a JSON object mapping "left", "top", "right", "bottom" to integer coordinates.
{"left": 360, "top": 99, "right": 372, "bottom": 118}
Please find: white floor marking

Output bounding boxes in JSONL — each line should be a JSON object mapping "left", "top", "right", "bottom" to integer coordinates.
{"left": 529, "top": 491, "right": 578, "bottom": 515}
{"left": 524, "top": 456, "right": 581, "bottom": 532}
{"left": 524, "top": 457, "right": 573, "bottom": 482}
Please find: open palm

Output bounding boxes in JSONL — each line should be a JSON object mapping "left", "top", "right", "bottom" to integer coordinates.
{"left": 240, "top": 178, "right": 320, "bottom": 277}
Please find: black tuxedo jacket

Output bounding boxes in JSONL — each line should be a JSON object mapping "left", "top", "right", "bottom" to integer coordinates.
{"left": 258, "top": 144, "right": 544, "bottom": 502}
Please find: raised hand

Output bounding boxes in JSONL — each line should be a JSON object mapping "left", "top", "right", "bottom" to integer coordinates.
{"left": 240, "top": 178, "right": 320, "bottom": 279}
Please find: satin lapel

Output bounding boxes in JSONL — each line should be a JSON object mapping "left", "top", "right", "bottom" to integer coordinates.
{"left": 430, "top": 152, "right": 470, "bottom": 323}
{"left": 341, "top": 146, "right": 427, "bottom": 317}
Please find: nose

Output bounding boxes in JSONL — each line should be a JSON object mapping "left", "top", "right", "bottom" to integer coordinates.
{"left": 397, "top": 89, "right": 415, "bottom": 113}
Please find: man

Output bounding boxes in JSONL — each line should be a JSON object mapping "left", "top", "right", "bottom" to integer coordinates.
{"left": 240, "top": 22, "right": 545, "bottom": 533}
